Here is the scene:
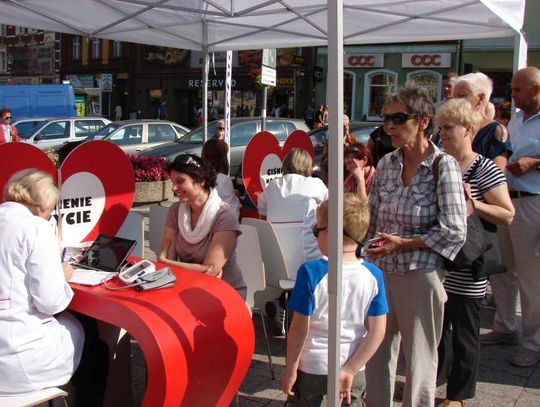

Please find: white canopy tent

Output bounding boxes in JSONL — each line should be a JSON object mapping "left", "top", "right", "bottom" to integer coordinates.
{"left": 0, "top": 1, "right": 526, "bottom": 404}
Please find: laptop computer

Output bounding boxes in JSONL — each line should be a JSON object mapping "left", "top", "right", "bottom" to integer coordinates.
{"left": 70, "top": 234, "right": 137, "bottom": 285}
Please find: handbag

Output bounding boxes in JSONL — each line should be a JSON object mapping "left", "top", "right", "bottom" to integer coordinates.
{"left": 433, "top": 155, "right": 507, "bottom": 281}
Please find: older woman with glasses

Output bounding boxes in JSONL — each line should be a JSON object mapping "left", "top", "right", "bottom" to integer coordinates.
{"left": 364, "top": 84, "right": 467, "bottom": 407}
{"left": 0, "top": 108, "right": 19, "bottom": 144}
{"left": 435, "top": 98, "right": 514, "bottom": 407}
{"left": 158, "top": 153, "right": 246, "bottom": 299}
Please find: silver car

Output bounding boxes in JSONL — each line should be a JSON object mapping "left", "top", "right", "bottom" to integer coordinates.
{"left": 22, "top": 117, "right": 111, "bottom": 150}
{"left": 99, "top": 120, "right": 190, "bottom": 154}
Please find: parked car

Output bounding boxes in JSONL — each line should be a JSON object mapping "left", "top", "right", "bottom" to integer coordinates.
{"left": 21, "top": 117, "right": 111, "bottom": 150}
{"left": 309, "top": 121, "right": 380, "bottom": 178}
{"left": 139, "top": 118, "right": 310, "bottom": 177}
{"left": 99, "top": 120, "right": 190, "bottom": 154}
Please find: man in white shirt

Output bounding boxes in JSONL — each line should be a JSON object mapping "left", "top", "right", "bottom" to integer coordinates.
{"left": 481, "top": 66, "right": 540, "bottom": 368}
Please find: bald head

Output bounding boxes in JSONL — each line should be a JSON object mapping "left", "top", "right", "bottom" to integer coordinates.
{"left": 511, "top": 66, "right": 540, "bottom": 116}
{"left": 513, "top": 66, "right": 540, "bottom": 86}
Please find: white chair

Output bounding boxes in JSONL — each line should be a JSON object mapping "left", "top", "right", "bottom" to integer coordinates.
{"left": 117, "top": 211, "right": 144, "bottom": 258}
{"left": 148, "top": 205, "right": 170, "bottom": 257}
{"left": 241, "top": 218, "right": 295, "bottom": 336}
{"left": 0, "top": 387, "right": 68, "bottom": 407}
{"left": 237, "top": 224, "right": 275, "bottom": 379}
{"left": 241, "top": 218, "right": 295, "bottom": 291}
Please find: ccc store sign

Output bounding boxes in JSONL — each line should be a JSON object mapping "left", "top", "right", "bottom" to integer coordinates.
{"left": 410, "top": 54, "right": 442, "bottom": 66}
{"left": 402, "top": 52, "right": 451, "bottom": 68}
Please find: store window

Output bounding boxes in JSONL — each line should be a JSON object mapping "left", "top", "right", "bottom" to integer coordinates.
{"left": 72, "top": 36, "right": 81, "bottom": 60}
{"left": 91, "top": 38, "right": 100, "bottom": 59}
{"left": 363, "top": 70, "right": 397, "bottom": 121}
{"left": 0, "top": 25, "right": 6, "bottom": 36}
{"left": 113, "top": 41, "right": 122, "bottom": 58}
{"left": 0, "top": 49, "right": 6, "bottom": 72}
{"left": 406, "top": 70, "right": 442, "bottom": 102}
{"left": 344, "top": 70, "right": 356, "bottom": 119}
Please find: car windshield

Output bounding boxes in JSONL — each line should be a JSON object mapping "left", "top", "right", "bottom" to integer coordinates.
{"left": 15, "top": 120, "right": 49, "bottom": 139}
{"left": 91, "top": 123, "right": 121, "bottom": 138}
{"left": 176, "top": 122, "right": 218, "bottom": 144}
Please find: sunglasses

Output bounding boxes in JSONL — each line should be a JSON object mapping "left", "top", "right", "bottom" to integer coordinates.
{"left": 217, "top": 127, "right": 225, "bottom": 130}
{"left": 3, "top": 116, "right": 11, "bottom": 120}
{"left": 382, "top": 112, "right": 416, "bottom": 125}
{"left": 312, "top": 225, "right": 328, "bottom": 238}
{"left": 175, "top": 154, "right": 202, "bottom": 168}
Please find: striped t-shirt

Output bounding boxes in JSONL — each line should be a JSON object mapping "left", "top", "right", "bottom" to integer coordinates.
{"left": 443, "top": 154, "right": 506, "bottom": 298}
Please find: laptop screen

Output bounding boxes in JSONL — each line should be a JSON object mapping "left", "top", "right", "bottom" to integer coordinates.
{"left": 77, "top": 234, "right": 137, "bottom": 272}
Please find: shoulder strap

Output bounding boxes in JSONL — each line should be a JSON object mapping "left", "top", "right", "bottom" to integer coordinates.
{"left": 432, "top": 154, "right": 444, "bottom": 185}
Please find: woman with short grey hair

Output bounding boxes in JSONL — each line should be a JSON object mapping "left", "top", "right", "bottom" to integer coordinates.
{"left": 365, "top": 84, "right": 467, "bottom": 407}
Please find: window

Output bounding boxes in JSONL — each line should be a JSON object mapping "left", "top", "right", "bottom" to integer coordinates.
{"left": 112, "top": 41, "right": 122, "bottom": 58}
{"left": 37, "top": 121, "right": 70, "bottom": 141}
{"left": 15, "top": 27, "right": 37, "bottom": 35}
{"left": 173, "top": 125, "right": 188, "bottom": 137}
{"left": 0, "top": 49, "right": 6, "bottom": 72}
{"left": 75, "top": 120, "right": 108, "bottom": 137}
{"left": 230, "top": 122, "right": 257, "bottom": 147}
{"left": 265, "top": 121, "right": 288, "bottom": 141}
{"left": 91, "top": 38, "right": 100, "bottom": 59}
{"left": 72, "top": 36, "right": 81, "bottom": 60}
{"left": 0, "top": 25, "right": 6, "bottom": 36}
{"left": 406, "top": 70, "right": 442, "bottom": 102}
{"left": 108, "top": 125, "right": 143, "bottom": 146}
{"left": 363, "top": 70, "right": 398, "bottom": 121}
{"left": 148, "top": 124, "right": 176, "bottom": 143}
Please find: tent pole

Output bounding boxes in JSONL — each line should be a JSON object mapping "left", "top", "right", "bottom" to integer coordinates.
{"left": 225, "top": 50, "right": 232, "bottom": 169}
{"left": 327, "top": 1, "right": 344, "bottom": 406}
{"left": 512, "top": 32, "right": 528, "bottom": 118}
{"left": 203, "top": 21, "right": 209, "bottom": 142}
{"left": 261, "top": 86, "right": 267, "bottom": 130}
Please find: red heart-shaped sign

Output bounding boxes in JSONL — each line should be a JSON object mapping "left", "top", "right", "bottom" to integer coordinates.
{"left": 0, "top": 143, "right": 58, "bottom": 204}
{"left": 0, "top": 141, "right": 134, "bottom": 244}
{"left": 242, "top": 130, "right": 314, "bottom": 205}
{"left": 60, "top": 141, "right": 134, "bottom": 243}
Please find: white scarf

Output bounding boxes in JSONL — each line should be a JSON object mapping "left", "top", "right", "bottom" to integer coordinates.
{"left": 178, "top": 188, "right": 222, "bottom": 244}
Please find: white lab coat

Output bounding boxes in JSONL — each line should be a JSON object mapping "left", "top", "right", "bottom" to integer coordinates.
{"left": 257, "top": 174, "right": 328, "bottom": 278}
{"left": 0, "top": 202, "right": 83, "bottom": 394}
{"left": 215, "top": 173, "right": 241, "bottom": 219}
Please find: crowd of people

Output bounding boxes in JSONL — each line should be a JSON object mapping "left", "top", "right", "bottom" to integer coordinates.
{"left": 0, "top": 65, "right": 538, "bottom": 407}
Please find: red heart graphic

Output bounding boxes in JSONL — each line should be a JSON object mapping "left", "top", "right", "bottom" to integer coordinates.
{"left": 242, "top": 130, "right": 314, "bottom": 206}
{"left": 60, "top": 141, "right": 134, "bottom": 242}
{"left": 0, "top": 143, "right": 58, "bottom": 204}
{"left": 0, "top": 141, "right": 134, "bottom": 243}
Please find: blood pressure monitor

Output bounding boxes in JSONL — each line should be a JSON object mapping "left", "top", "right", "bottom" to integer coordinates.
{"left": 119, "top": 260, "right": 156, "bottom": 284}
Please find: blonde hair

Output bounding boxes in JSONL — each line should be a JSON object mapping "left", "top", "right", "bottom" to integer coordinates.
{"left": 485, "top": 102, "right": 496, "bottom": 120}
{"left": 435, "top": 98, "right": 482, "bottom": 136}
{"left": 3, "top": 169, "right": 59, "bottom": 211}
{"left": 455, "top": 72, "right": 493, "bottom": 104}
{"left": 282, "top": 148, "right": 312, "bottom": 177}
{"left": 316, "top": 194, "right": 369, "bottom": 245}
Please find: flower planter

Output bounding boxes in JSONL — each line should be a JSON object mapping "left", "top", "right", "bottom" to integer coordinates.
{"left": 134, "top": 180, "right": 173, "bottom": 204}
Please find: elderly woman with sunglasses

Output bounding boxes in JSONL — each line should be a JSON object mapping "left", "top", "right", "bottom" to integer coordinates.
{"left": 159, "top": 153, "right": 246, "bottom": 299}
{"left": 364, "top": 84, "right": 467, "bottom": 407}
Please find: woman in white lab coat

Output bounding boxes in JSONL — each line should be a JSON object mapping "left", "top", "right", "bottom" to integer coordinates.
{"left": 0, "top": 169, "right": 84, "bottom": 395}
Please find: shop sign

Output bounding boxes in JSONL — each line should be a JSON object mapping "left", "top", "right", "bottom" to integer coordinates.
{"left": 261, "top": 65, "right": 276, "bottom": 87}
{"left": 276, "top": 76, "right": 294, "bottom": 90}
{"left": 100, "top": 73, "right": 113, "bottom": 92}
{"left": 190, "top": 51, "right": 239, "bottom": 68}
{"left": 66, "top": 74, "right": 95, "bottom": 88}
{"left": 402, "top": 53, "right": 451, "bottom": 68}
{"left": 75, "top": 95, "right": 86, "bottom": 117}
{"left": 344, "top": 54, "right": 384, "bottom": 68}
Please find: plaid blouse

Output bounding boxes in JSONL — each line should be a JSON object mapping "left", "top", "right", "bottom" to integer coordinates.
{"left": 367, "top": 144, "right": 467, "bottom": 274}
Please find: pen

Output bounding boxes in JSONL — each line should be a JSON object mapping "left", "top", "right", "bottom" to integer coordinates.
{"left": 61, "top": 247, "right": 67, "bottom": 262}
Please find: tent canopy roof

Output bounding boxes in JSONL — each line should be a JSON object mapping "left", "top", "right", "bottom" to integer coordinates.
{"left": 0, "top": 0, "right": 525, "bottom": 51}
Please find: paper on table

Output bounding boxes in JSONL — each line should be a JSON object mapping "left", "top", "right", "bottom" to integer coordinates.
{"left": 70, "top": 267, "right": 115, "bottom": 286}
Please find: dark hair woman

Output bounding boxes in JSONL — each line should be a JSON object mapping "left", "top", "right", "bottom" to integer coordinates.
{"left": 159, "top": 154, "right": 246, "bottom": 299}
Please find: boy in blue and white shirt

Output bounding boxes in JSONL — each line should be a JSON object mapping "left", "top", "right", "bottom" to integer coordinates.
{"left": 282, "top": 194, "right": 388, "bottom": 406}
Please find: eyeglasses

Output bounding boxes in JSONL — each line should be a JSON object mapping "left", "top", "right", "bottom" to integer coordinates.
{"left": 382, "top": 112, "right": 416, "bottom": 125}
{"left": 312, "top": 225, "right": 328, "bottom": 238}
{"left": 3, "top": 116, "right": 11, "bottom": 120}
{"left": 175, "top": 154, "right": 201, "bottom": 168}
{"left": 217, "top": 127, "right": 225, "bottom": 130}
